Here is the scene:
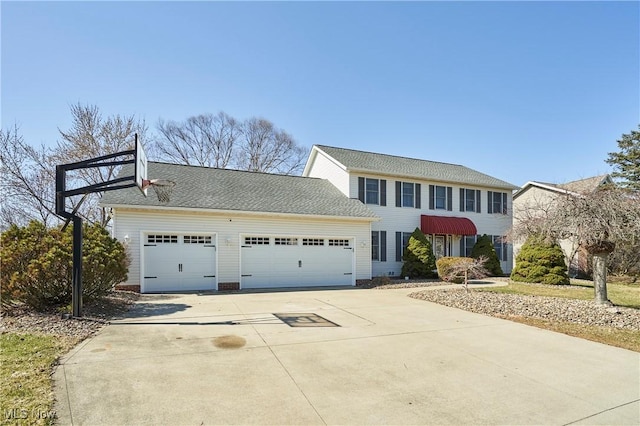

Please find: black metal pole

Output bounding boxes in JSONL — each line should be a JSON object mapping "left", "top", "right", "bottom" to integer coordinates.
{"left": 72, "top": 216, "right": 83, "bottom": 317}
{"left": 55, "top": 141, "right": 140, "bottom": 318}
{"left": 55, "top": 165, "right": 66, "bottom": 216}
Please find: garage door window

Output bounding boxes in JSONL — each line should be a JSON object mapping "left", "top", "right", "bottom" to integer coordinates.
{"left": 183, "top": 235, "right": 212, "bottom": 244}
{"left": 303, "top": 238, "right": 324, "bottom": 246}
{"left": 147, "top": 235, "right": 178, "bottom": 244}
{"left": 245, "top": 237, "right": 270, "bottom": 245}
{"left": 274, "top": 237, "right": 298, "bottom": 245}
{"left": 329, "top": 239, "right": 350, "bottom": 247}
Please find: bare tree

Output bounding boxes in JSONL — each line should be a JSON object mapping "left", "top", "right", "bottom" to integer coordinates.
{"left": 0, "top": 125, "right": 58, "bottom": 228}
{"left": 513, "top": 186, "right": 640, "bottom": 304}
{"left": 155, "top": 112, "right": 238, "bottom": 168}
{"left": 441, "top": 256, "right": 490, "bottom": 292}
{"left": 153, "top": 113, "right": 307, "bottom": 175}
{"left": 236, "top": 117, "right": 307, "bottom": 175}
{"left": 52, "top": 103, "right": 148, "bottom": 226}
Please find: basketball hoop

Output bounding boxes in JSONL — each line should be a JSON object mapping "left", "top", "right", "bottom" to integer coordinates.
{"left": 142, "top": 179, "right": 176, "bottom": 203}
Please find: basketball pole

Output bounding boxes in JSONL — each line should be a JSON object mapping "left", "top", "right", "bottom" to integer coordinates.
{"left": 55, "top": 135, "right": 141, "bottom": 318}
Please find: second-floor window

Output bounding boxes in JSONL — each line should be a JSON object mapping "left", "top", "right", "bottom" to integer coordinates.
{"left": 460, "top": 189, "right": 481, "bottom": 213}
{"left": 395, "top": 181, "right": 421, "bottom": 208}
{"left": 358, "top": 177, "right": 387, "bottom": 206}
{"left": 488, "top": 191, "right": 507, "bottom": 214}
{"left": 428, "top": 185, "right": 452, "bottom": 211}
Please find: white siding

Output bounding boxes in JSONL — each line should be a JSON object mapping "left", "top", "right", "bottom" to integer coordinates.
{"left": 113, "top": 209, "right": 372, "bottom": 289}
{"left": 348, "top": 174, "right": 514, "bottom": 276}
{"left": 304, "top": 150, "right": 350, "bottom": 197}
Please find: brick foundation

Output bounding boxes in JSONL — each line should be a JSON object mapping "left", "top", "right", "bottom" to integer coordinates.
{"left": 218, "top": 282, "right": 240, "bottom": 291}
{"left": 115, "top": 284, "right": 141, "bottom": 293}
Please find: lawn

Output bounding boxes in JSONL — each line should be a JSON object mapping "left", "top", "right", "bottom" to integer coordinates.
{"left": 480, "top": 280, "right": 640, "bottom": 352}
{"left": 0, "top": 333, "right": 78, "bottom": 426}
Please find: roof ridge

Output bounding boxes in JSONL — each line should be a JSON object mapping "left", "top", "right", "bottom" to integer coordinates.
{"left": 147, "top": 161, "right": 322, "bottom": 181}
{"left": 562, "top": 174, "right": 609, "bottom": 185}
{"left": 315, "top": 145, "right": 465, "bottom": 168}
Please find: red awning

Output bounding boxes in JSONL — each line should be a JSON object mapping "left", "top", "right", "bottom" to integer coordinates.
{"left": 421, "top": 215, "right": 477, "bottom": 236}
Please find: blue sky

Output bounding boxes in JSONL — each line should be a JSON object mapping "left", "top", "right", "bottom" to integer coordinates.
{"left": 2, "top": 1, "right": 638, "bottom": 186}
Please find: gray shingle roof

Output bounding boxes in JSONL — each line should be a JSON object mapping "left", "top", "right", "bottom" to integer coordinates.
{"left": 557, "top": 175, "right": 611, "bottom": 194}
{"left": 514, "top": 175, "right": 612, "bottom": 199}
{"left": 101, "top": 162, "right": 377, "bottom": 219}
{"left": 314, "top": 145, "right": 518, "bottom": 190}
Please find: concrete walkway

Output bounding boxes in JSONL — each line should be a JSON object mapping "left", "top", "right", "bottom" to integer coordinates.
{"left": 54, "top": 286, "right": 640, "bottom": 425}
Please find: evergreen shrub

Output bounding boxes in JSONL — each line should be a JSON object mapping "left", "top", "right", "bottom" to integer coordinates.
{"left": 401, "top": 228, "right": 437, "bottom": 279}
{"left": 1, "top": 221, "right": 129, "bottom": 310}
{"left": 510, "top": 235, "right": 569, "bottom": 285}
{"left": 470, "top": 234, "right": 503, "bottom": 276}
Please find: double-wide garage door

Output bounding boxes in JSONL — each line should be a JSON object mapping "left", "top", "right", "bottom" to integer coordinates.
{"left": 143, "top": 233, "right": 216, "bottom": 292}
{"left": 241, "top": 236, "right": 354, "bottom": 289}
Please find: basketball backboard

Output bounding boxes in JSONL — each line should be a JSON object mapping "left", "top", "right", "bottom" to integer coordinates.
{"left": 135, "top": 134, "right": 148, "bottom": 196}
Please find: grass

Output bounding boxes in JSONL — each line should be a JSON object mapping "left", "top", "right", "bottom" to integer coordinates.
{"left": 0, "top": 333, "right": 78, "bottom": 426}
{"left": 480, "top": 280, "right": 640, "bottom": 352}
{"left": 499, "top": 316, "right": 640, "bottom": 352}
{"left": 480, "top": 279, "right": 640, "bottom": 309}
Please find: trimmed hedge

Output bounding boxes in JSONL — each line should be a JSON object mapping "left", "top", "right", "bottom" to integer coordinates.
{"left": 436, "top": 257, "right": 471, "bottom": 284}
{"left": 1, "top": 221, "right": 129, "bottom": 311}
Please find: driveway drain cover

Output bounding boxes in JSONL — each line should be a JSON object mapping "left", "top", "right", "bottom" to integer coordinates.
{"left": 273, "top": 313, "right": 339, "bottom": 327}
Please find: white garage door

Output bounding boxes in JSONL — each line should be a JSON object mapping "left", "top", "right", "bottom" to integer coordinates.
{"left": 143, "top": 234, "right": 216, "bottom": 292}
{"left": 241, "top": 236, "right": 354, "bottom": 289}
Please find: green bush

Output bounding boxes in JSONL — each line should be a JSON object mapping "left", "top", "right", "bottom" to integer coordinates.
{"left": 510, "top": 235, "right": 569, "bottom": 285}
{"left": 1, "top": 221, "right": 129, "bottom": 311}
{"left": 401, "top": 228, "right": 437, "bottom": 279}
{"left": 436, "top": 257, "right": 469, "bottom": 283}
{"left": 470, "top": 234, "right": 503, "bottom": 276}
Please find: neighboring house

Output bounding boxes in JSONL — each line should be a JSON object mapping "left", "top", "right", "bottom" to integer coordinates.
{"left": 101, "top": 162, "right": 377, "bottom": 293}
{"left": 303, "top": 145, "right": 519, "bottom": 277}
{"left": 512, "top": 174, "right": 613, "bottom": 277}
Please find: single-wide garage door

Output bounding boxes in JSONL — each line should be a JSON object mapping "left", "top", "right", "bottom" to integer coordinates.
{"left": 143, "top": 233, "right": 216, "bottom": 292}
{"left": 241, "top": 236, "right": 353, "bottom": 289}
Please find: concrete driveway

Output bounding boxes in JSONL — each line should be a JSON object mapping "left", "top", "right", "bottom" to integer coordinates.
{"left": 54, "top": 286, "right": 640, "bottom": 425}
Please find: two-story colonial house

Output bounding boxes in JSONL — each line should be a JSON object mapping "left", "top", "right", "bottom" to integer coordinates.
{"left": 103, "top": 145, "right": 518, "bottom": 292}
{"left": 303, "top": 145, "right": 519, "bottom": 276}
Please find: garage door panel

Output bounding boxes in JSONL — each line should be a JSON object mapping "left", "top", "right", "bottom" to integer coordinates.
{"left": 241, "top": 236, "right": 354, "bottom": 289}
{"left": 143, "top": 234, "right": 216, "bottom": 293}
{"left": 144, "top": 244, "right": 181, "bottom": 292}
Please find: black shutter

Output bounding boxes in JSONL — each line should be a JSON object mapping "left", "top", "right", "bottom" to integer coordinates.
{"left": 447, "top": 187, "right": 453, "bottom": 211}
{"left": 396, "top": 232, "right": 402, "bottom": 262}
{"left": 395, "top": 181, "right": 402, "bottom": 207}
{"left": 488, "top": 191, "right": 493, "bottom": 214}
{"left": 460, "top": 237, "right": 465, "bottom": 257}
{"left": 358, "top": 177, "right": 365, "bottom": 203}
{"left": 476, "top": 190, "right": 481, "bottom": 213}
{"left": 460, "top": 188, "right": 465, "bottom": 211}
{"left": 415, "top": 183, "right": 421, "bottom": 209}
{"left": 502, "top": 192, "right": 507, "bottom": 215}
{"left": 429, "top": 185, "right": 434, "bottom": 210}
{"left": 380, "top": 180, "right": 387, "bottom": 206}
{"left": 380, "top": 231, "right": 387, "bottom": 262}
